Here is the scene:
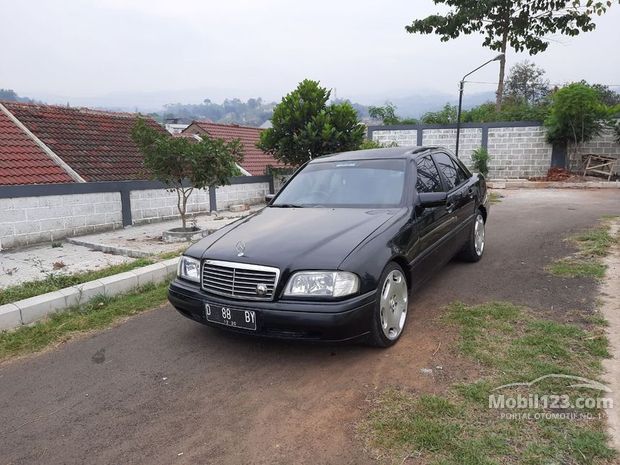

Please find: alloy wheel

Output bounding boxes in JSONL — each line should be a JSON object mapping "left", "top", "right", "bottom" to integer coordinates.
{"left": 474, "top": 214, "right": 485, "bottom": 256}
{"left": 379, "top": 269, "right": 408, "bottom": 340}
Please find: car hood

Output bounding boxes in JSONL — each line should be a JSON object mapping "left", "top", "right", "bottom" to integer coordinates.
{"left": 194, "top": 207, "right": 399, "bottom": 271}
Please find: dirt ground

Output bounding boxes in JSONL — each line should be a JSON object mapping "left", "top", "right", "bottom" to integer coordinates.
{"left": 0, "top": 189, "right": 619, "bottom": 465}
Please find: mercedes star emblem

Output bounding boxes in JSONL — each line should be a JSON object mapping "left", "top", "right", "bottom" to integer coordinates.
{"left": 256, "top": 283, "right": 268, "bottom": 296}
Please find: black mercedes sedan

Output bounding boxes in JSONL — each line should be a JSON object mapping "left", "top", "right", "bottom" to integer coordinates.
{"left": 168, "top": 147, "right": 489, "bottom": 347}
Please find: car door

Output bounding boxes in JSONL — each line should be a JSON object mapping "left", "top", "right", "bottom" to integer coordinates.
{"left": 431, "top": 151, "right": 476, "bottom": 249}
{"left": 406, "top": 155, "right": 456, "bottom": 289}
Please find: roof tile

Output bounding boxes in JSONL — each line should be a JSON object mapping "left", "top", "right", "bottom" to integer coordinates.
{"left": 2, "top": 102, "right": 165, "bottom": 182}
{"left": 0, "top": 108, "right": 74, "bottom": 185}
{"left": 185, "top": 121, "right": 287, "bottom": 175}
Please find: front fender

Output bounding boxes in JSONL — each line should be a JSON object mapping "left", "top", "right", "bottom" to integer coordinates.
{"left": 339, "top": 212, "right": 412, "bottom": 294}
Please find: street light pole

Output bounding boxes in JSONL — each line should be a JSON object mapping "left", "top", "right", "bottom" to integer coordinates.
{"left": 455, "top": 54, "right": 504, "bottom": 159}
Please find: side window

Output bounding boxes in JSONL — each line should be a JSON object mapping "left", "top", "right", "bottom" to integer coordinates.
{"left": 452, "top": 157, "right": 470, "bottom": 186}
{"left": 415, "top": 156, "right": 443, "bottom": 193}
{"left": 433, "top": 152, "right": 467, "bottom": 190}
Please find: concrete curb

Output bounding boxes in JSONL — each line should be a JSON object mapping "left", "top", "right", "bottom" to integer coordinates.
{"left": 0, "top": 257, "right": 179, "bottom": 331}
{"left": 488, "top": 179, "right": 620, "bottom": 189}
{"left": 65, "top": 237, "right": 152, "bottom": 258}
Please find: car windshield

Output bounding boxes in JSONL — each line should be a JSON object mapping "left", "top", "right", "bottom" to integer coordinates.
{"left": 272, "top": 159, "right": 406, "bottom": 208}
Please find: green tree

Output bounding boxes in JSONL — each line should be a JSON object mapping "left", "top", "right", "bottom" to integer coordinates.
{"left": 544, "top": 83, "right": 611, "bottom": 158}
{"left": 369, "top": 102, "right": 400, "bottom": 125}
{"left": 369, "top": 102, "right": 419, "bottom": 125}
{"left": 463, "top": 100, "right": 550, "bottom": 123}
{"left": 406, "top": 1, "right": 615, "bottom": 110}
{"left": 421, "top": 103, "right": 458, "bottom": 124}
{"left": 132, "top": 118, "right": 242, "bottom": 230}
{"left": 504, "top": 61, "right": 550, "bottom": 105}
{"left": 258, "top": 80, "right": 365, "bottom": 165}
{"left": 589, "top": 83, "right": 620, "bottom": 106}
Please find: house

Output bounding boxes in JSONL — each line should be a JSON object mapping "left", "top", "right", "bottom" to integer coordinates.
{"left": 164, "top": 117, "right": 190, "bottom": 135}
{"left": 182, "top": 121, "right": 286, "bottom": 175}
{"left": 0, "top": 101, "right": 165, "bottom": 185}
{"left": 0, "top": 105, "right": 77, "bottom": 185}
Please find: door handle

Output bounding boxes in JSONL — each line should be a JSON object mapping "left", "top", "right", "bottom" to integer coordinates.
{"left": 467, "top": 187, "right": 474, "bottom": 198}
{"left": 446, "top": 201, "right": 455, "bottom": 212}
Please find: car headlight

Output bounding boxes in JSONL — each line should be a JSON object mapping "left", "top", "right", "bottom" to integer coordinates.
{"left": 178, "top": 256, "right": 201, "bottom": 283}
{"left": 284, "top": 271, "right": 359, "bottom": 298}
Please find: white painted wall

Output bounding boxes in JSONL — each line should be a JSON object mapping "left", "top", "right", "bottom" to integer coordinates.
{"left": 0, "top": 193, "right": 122, "bottom": 250}
{"left": 130, "top": 188, "right": 210, "bottom": 224}
{"left": 216, "top": 183, "right": 270, "bottom": 210}
{"left": 0, "top": 182, "right": 269, "bottom": 250}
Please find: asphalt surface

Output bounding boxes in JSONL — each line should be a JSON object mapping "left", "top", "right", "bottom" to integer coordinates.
{"left": 1, "top": 189, "right": 619, "bottom": 465}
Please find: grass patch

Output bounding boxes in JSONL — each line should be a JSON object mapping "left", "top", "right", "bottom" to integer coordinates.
{"left": 547, "top": 222, "right": 617, "bottom": 279}
{"left": 0, "top": 281, "right": 169, "bottom": 361}
{"left": 359, "top": 302, "right": 615, "bottom": 465}
{"left": 0, "top": 249, "right": 183, "bottom": 306}
{"left": 0, "top": 258, "right": 155, "bottom": 305}
{"left": 548, "top": 258, "right": 607, "bottom": 279}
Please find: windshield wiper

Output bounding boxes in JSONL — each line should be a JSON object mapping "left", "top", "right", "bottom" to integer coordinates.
{"left": 270, "top": 203, "right": 305, "bottom": 208}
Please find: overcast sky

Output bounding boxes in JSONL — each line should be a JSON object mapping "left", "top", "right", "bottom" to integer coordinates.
{"left": 2, "top": 0, "right": 619, "bottom": 109}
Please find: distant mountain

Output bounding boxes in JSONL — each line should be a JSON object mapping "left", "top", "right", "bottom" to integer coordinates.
{"left": 368, "top": 91, "right": 496, "bottom": 118}
{"left": 4, "top": 88, "right": 498, "bottom": 124}
{"left": 0, "top": 89, "right": 39, "bottom": 104}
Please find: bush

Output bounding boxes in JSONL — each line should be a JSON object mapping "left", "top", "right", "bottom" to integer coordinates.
{"left": 544, "top": 83, "right": 609, "bottom": 147}
{"left": 471, "top": 148, "right": 490, "bottom": 176}
{"left": 462, "top": 100, "right": 550, "bottom": 123}
{"left": 358, "top": 139, "right": 398, "bottom": 150}
{"left": 258, "top": 79, "right": 365, "bottom": 165}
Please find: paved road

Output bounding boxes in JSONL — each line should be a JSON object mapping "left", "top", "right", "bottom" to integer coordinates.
{"left": 1, "top": 189, "right": 619, "bottom": 465}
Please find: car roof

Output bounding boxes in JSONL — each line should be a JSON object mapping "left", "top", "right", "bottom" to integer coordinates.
{"left": 309, "top": 146, "right": 442, "bottom": 164}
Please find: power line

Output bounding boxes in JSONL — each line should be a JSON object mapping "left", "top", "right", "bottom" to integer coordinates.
{"left": 465, "top": 80, "right": 620, "bottom": 87}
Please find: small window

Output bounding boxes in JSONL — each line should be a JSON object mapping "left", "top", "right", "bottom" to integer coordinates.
{"left": 433, "top": 153, "right": 458, "bottom": 189}
{"left": 415, "top": 156, "right": 442, "bottom": 193}
{"left": 452, "top": 160, "right": 469, "bottom": 186}
{"left": 433, "top": 152, "right": 466, "bottom": 190}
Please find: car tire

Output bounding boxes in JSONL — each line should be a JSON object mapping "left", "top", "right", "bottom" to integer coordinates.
{"left": 367, "top": 262, "right": 409, "bottom": 348}
{"left": 458, "top": 211, "right": 486, "bottom": 262}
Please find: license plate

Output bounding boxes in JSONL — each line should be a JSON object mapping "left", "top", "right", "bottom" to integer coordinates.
{"left": 205, "top": 303, "right": 257, "bottom": 331}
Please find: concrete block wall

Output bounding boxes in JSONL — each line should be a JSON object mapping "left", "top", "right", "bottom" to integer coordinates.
{"left": 369, "top": 123, "right": 562, "bottom": 179}
{"left": 216, "top": 182, "right": 270, "bottom": 210}
{"left": 0, "top": 192, "right": 122, "bottom": 250}
{"left": 0, "top": 179, "right": 272, "bottom": 250}
{"left": 568, "top": 128, "right": 620, "bottom": 175}
{"left": 372, "top": 129, "right": 417, "bottom": 146}
{"left": 130, "top": 188, "right": 210, "bottom": 225}
{"left": 273, "top": 174, "right": 294, "bottom": 193}
{"left": 421, "top": 128, "right": 482, "bottom": 168}
{"left": 487, "top": 126, "right": 551, "bottom": 179}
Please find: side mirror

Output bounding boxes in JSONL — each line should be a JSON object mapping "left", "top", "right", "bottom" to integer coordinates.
{"left": 417, "top": 192, "right": 447, "bottom": 209}
{"left": 265, "top": 193, "right": 275, "bottom": 203}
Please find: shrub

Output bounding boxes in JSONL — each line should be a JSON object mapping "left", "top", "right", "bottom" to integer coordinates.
{"left": 258, "top": 79, "right": 365, "bottom": 165}
{"left": 358, "top": 139, "right": 398, "bottom": 150}
{"left": 544, "top": 83, "right": 609, "bottom": 150}
{"left": 471, "top": 148, "right": 490, "bottom": 176}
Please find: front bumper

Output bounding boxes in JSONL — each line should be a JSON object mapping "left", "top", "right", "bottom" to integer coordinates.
{"left": 168, "top": 278, "right": 376, "bottom": 342}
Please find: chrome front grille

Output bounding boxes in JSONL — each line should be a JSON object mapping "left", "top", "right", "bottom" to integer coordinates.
{"left": 201, "top": 259, "right": 280, "bottom": 301}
